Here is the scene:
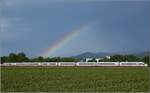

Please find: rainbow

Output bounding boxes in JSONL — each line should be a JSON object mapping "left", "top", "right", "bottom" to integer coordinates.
{"left": 42, "top": 22, "right": 92, "bottom": 57}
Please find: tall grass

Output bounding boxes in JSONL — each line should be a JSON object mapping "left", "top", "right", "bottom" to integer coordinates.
{"left": 1, "top": 67, "right": 149, "bottom": 92}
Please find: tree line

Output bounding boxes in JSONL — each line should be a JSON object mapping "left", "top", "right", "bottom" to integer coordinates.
{"left": 1, "top": 52, "right": 149, "bottom": 66}
{"left": 0, "top": 52, "right": 80, "bottom": 63}
{"left": 88, "top": 54, "right": 149, "bottom": 66}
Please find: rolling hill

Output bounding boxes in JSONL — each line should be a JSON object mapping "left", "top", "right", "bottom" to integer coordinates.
{"left": 72, "top": 51, "right": 149, "bottom": 59}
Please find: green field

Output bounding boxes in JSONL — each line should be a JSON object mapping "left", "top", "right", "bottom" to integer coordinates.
{"left": 1, "top": 67, "right": 149, "bottom": 92}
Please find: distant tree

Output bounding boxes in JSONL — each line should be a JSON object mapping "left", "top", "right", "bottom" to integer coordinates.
{"left": 62, "top": 57, "right": 79, "bottom": 62}
{"left": 48, "top": 57, "right": 61, "bottom": 62}
{"left": 110, "top": 55, "right": 124, "bottom": 62}
{"left": 37, "top": 56, "right": 44, "bottom": 62}
{"left": 125, "top": 55, "right": 139, "bottom": 62}
{"left": 17, "top": 52, "right": 29, "bottom": 62}
{"left": 1, "top": 56, "right": 9, "bottom": 63}
{"left": 30, "top": 56, "right": 44, "bottom": 62}
{"left": 44, "top": 57, "right": 51, "bottom": 62}
{"left": 8, "top": 53, "right": 18, "bottom": 62}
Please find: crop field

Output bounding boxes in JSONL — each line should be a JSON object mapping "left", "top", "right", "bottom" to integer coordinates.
{"left": 1, "top": 67, "right": 149, "bottom": 92}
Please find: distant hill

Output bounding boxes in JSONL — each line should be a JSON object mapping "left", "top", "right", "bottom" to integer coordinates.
{"left": 72, "top": 52, "right": 112, "bottom": 59}
{"left": 71, "top": 51, "right": 150, "bottom": 59}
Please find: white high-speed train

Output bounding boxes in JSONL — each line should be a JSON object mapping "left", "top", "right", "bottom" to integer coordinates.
{"left": 1, "top": 62, "right": 148, "bottom": 67}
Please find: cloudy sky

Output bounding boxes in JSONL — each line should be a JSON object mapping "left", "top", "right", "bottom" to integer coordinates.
{"left": 0, "top": 0, "right": 150, "bottom": 57}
